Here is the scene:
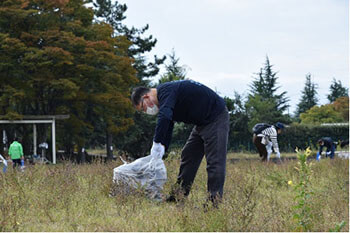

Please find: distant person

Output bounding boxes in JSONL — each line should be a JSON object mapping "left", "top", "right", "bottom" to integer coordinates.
{"left": 252, "top": 122, "right": 285, "bottom": 162}
{"left": 0, "top": 154, "right": 7, "bottom": 173}
{"left": 340, "top": 139, "right": 349, "bottom": 148}
{"left": 317, "top": 137, "right": 336, "bottom": 160}
{"left": 8, "top": 137, "right": 24, "bottom": 169}
{"left": 131, "top": 80, "right": 229, "bottom": 204}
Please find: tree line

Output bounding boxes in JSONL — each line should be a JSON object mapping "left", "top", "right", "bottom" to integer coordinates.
{"left": 0, "top": 0, "right": 348, "bottom": 160}
{"left": 163, "top": 55, "right": 348, "bottom": 153}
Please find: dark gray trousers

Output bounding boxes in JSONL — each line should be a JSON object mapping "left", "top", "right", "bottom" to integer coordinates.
{"left": 176, "top": 107, "right": 229, "bottom": 200}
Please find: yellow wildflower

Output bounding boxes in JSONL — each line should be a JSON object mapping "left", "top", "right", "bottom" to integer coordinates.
{"left": 305, "top": 147, "right": 312, "bottom": 157}
{"left": 288, "top": 180, "right": 293, "bottom": 185}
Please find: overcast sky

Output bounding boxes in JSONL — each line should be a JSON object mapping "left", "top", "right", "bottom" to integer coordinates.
{"left": 119, "top": 0, "right": 349, "bottom": 114}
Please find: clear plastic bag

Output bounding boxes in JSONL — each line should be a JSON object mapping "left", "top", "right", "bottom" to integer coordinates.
{"left": 112, "top": 154, "right": 167, "bottom": 201}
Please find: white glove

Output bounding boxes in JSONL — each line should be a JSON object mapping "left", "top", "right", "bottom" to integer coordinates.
{"left": 150, "top": 141, "right": 165, "bottom": 160}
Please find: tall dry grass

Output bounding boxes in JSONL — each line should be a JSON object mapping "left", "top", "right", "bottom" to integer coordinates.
{"left": 0, "top": 152, "right": 348, "bottom": 231}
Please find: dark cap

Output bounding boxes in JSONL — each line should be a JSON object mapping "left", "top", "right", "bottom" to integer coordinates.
{"left": 275, "top": 122, "right": 285, "bottom": 130}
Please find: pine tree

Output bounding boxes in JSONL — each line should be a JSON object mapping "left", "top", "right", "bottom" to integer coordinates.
{"left": 246, "top": 56, "right": 290, "bottom": 128}
{"left": 327, "top": 78, "right": 348, "bottom": 103}
{"left": 158, "top": 49, "right": 188, "bottom": 84}
{"left": 295, "top": 73, "right": 318, "bottom": 117}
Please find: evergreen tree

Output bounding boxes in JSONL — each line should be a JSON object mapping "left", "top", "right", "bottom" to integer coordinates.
{"left": 158, "top": 49, "right": 188, "bottom": 84}
{"left": 249, "top": 56, "right": 289, "bottom": 112}
{"left": 295, "top": 73, "right": 318, "bottom": 117}
{"left": 246, "top": 56, "right": 290, "bottom": 129}
{"left": 327, "top": 78, "right": 348, "bottom": 103}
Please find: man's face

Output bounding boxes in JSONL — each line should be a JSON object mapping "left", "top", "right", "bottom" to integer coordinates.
{"left": 277, "top": 129, "right": 282, "bottom": 134}
{"left": 137, "top": 94, "right": 151, "bottom": 113}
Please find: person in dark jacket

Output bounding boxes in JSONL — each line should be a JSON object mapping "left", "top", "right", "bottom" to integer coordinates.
{"left": 340, "top": 139, "right": 349, "bottom": 148}
{"left": 131, "top": 80, "right": 229, "bottom": 204}
{"left": 317, "top": 137, "right": 336, "bottom": 159}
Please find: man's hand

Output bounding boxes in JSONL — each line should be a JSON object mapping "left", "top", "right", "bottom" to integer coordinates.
{"left": 150, "top": 141, "right": 165, "bottom": 159}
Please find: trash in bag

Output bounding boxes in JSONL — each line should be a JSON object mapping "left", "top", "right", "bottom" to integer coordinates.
{"left": 112, "top": 154, "right": 167, "bottom": 201}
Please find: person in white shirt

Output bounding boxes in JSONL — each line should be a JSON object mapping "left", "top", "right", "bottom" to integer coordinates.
{"left": 253, "top": 122, "right": 285, "bottom": 162}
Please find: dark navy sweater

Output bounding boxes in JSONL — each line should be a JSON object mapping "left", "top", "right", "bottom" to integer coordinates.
{"left": 154, "top": 80, "right": 226, "bottom": 149}
{"left": 319, "top": 137, "right": 334, "bottom": 153}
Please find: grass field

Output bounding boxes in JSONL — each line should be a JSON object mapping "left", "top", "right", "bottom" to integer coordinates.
{"left": 0, "top": 151, "right": 348, "bottom": 232}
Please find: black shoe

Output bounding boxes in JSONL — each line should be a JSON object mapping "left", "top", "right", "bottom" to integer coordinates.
{"left": 165, "top": 195, "right": 177, "bottom": 203}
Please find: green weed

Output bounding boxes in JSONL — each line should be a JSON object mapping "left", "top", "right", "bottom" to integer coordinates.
{"left": 0, "top": 153, "right": 348, "bottom": 231}
{"left": 292, "top": 147, "right": 314, "bottom": 231}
